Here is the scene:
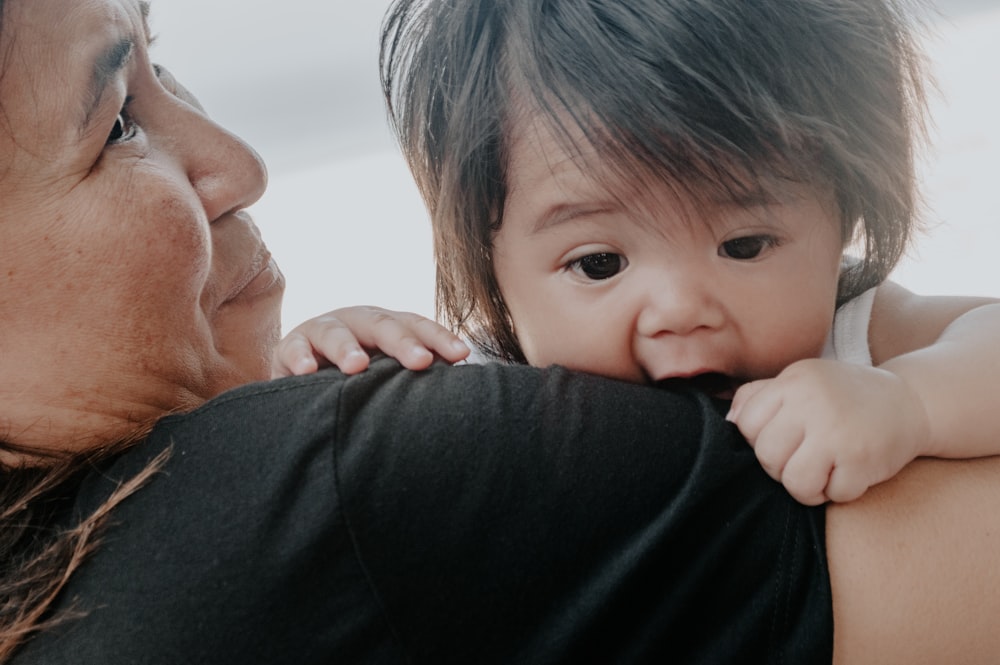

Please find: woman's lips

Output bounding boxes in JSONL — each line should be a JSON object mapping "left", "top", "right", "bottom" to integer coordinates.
{"left": 223, "top": 252, "right": 284, "bottom": 305}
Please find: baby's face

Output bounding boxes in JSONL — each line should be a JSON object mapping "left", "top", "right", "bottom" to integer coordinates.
{"left": 492, "top": 116, "right": 844, "bottom": 396}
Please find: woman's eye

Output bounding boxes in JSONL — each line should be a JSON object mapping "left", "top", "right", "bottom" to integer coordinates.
{"left": 719, "top": 235, "right": 776, "bottom": 260}
{"left": 107, "top": 102, "right": 137, "bottom": 145}
{"left": 570, "top": 252, "right": 628, "bottom": 280}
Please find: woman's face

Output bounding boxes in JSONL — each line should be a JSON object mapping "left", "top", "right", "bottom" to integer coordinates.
{"left": 0, "top": 0, "right": 284, "bottom": 452}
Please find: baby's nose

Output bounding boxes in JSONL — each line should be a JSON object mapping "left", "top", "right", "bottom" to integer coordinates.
{"left": 635, "top": 277, "right": 723, "bottom": 338}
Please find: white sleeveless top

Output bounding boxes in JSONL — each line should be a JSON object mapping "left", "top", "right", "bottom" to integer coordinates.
{"left": 820, "top": 286, "right": 877, "bottom": 366}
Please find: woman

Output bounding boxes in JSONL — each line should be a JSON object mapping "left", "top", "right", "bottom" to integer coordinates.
{"left": 0, "top": 0, "right": 998, "bottom": 663}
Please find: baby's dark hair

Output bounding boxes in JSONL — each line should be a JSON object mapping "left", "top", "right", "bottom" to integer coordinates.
{"left": 381, "top": 0, "right": 930, "bottom": 363}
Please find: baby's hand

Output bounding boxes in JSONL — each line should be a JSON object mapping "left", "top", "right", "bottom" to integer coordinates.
{"left": 727, "top": 358, "right": 930, "bottom": 505}
{"left": 272, "top": 306, "right": 470, "bottom": 378}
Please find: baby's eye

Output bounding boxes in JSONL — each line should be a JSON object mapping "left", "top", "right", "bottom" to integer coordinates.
{"left": 569, "top": 252, "right": 628, "bottom": 280}
{"left": 718, "top": 235, "right": 777, "bottom": 260}
{"left": 107, "top": 99, "right": 137, "bottom": 145}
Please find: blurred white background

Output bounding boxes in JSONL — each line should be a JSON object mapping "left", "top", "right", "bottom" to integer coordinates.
{"left": 147, "top": 1, "right": 1000, "bottom": 332}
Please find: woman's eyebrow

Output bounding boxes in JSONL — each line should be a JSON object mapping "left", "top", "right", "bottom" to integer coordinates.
{"left": 139, "top": 1, "right": 154, "bottom": 42}
{"left": 80, "top": 37, "right": 135, "bottom": 134}
{"left": 78, "top": 2, "right": 153, "bottom": 136}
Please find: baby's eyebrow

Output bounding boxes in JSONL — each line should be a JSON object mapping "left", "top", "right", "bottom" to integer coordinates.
{"left": 530, "top": 202, "right": 616, "bottom": 235}
{"left": 710, "top": 186, "right": 781, "bottom": 208}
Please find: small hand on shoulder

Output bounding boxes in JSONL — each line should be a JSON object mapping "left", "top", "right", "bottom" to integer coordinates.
{"left": 272, "top": 306, "right": 471, "bottom": 378}
{"left": 727, "top": 358, "right": 930, "bottom": 505}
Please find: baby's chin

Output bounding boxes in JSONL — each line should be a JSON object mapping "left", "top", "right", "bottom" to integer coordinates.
{"left": 655, "top": 372, "right": 742, "bottom": 400}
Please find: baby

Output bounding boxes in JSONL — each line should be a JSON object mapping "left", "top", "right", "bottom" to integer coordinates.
{"left": 275, "top": 0, "right": 1000, "bottom": 505}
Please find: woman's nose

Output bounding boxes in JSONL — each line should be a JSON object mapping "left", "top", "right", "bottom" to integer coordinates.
{"left": 169, "top": 98, "right": 268, "bottom": 223}
{"left": 635, "top": 272, "right": 723, "bottom": 338}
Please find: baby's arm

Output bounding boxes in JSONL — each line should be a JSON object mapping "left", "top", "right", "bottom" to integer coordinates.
{"left": 871, "top": 283, "right": 1000, "bottom": 460}
{"left": 273, "top": 306, "right": 470, "bottom": 378}
{"left": 728, "top": 281, "right": 1000, "bottom": 505}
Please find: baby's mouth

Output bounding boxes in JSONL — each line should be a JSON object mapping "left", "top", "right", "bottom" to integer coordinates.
{"left": 656, "top": 372, "right": 739, "bottom": 400}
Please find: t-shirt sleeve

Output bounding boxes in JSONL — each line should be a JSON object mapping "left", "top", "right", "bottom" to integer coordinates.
{"left": 15, "top": 357, "right": 831, "bottom": 665}
{"left": 331, "top": 358, "right": 832, "bottom": 664}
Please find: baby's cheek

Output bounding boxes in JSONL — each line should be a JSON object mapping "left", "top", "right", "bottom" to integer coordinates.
{"left": 762, "top": 320, "right": 832, "bottom": 373}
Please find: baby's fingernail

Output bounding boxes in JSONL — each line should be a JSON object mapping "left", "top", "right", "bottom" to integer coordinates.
{"left": 293, "top": 357, "right": 317, "bottom": 375}
{"left": 338, "top": 349, "right": 369, "bottom": 374}
{"left": 343, "top": 349, "right": 369, "bottom": 368}
{"left": 450, "top": 340, "right": 469, "bottom": 353}
{"left": 725, "top": 405, "right": 736, "bottom": 422}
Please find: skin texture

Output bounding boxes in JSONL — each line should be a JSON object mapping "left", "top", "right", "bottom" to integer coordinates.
{"left": 0, "top": 0, "right": 284, "bottom": 456}
{"left": 829, "top": 455, "right": 1000, "bottom": 664}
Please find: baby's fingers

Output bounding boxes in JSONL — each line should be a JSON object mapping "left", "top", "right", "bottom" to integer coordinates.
{"left": 339, "top": 307, "right": 469, "bottom": 369}
{"left": 747, "top": 417, "right": 805, "bottom": 485}
{"left": 389, "top": 312, "right": 470, "bottom": 365}
{"left": 272, "top": 332, "right": 320, "bottom": 378}
{"left": 726, "top": 379, "right": 778, "bottom": 441}
{"left": 299, "top": 316, "right": 375, "bottom": 373}
{"left": 749, "top": 419, "right": 831, "bottom": 505}
{"left": 823, "top": 464, "right": 871, "bottom": 504}
{"left": 781, "top": 445, "right": 833, "bottom": 506}
{"left": 727, "top": 381, "right": 763, "bottom": 417}
{"left": 728, "top": 380, "right": 804, "bottom": 485}
{"left": 273, "top": 321, "right": 371, "bottom": 378}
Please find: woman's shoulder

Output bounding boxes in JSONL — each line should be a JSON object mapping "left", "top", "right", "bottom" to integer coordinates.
{"left": 21, "top": 366, "right": 408, "bottom": 664}
{"left": 20, "top": 357, "right": 833, "bottom": 663}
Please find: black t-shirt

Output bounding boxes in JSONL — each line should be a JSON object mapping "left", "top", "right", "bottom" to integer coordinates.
{"left": 14, "top": 358, "right": 832, "bottom": 664}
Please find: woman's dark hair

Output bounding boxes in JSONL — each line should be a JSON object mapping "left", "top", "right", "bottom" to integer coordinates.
{"left": 381, "top": 0, "right": 930, "bottom": 363}
{"left": 0, "top": 445, "right": 167, "bottom": 661}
